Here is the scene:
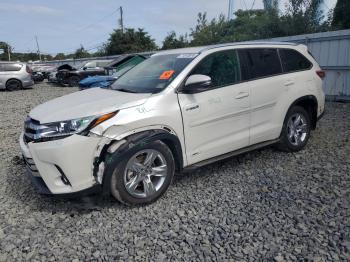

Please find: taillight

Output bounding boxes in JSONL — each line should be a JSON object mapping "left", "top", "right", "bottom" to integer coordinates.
{"left": 316, "top": 70, "right": 326, "bottom": 80}
{"left": 26, "top": 65, "right": 32, "bottom": 74}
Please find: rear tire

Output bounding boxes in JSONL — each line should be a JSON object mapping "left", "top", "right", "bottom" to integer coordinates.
{"left": 104, "top": 140, "right": 175, "bottom": 205}
{"left": 277, "top": 106, "right": 311, "bottom": 152}
{"left": 6, "top": 79, "right": 22, "bottom": 91}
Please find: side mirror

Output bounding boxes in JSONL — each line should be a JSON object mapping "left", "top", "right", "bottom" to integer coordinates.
{"left": 182, "top": 74, "right": 212, "bottom": 94}
{"left": 83, "top": 67, "right": 87, "bottom": 70}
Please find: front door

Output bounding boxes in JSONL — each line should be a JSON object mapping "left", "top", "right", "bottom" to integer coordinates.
{"left": 178, "top": 49, "right": 250, "bottom": 165}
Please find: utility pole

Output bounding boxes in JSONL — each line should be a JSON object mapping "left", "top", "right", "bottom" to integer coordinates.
{"left": 228, "top": 0, "right": 234, "bottom": 20}
{"left": 119, "top": 6, "right": 124, "bottom": 33}
{"left": 7, "top": 45, "right": 11, "bottom": 61}
{"left": 35, "top": 35, "right": 42, "bottom": 61}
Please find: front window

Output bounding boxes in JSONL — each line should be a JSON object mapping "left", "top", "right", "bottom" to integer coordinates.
{"left": 111, "top": 54, "right": 197, "bottom": 93}
{"left": 190, "top": 50, "right": 241, "bottom": 89}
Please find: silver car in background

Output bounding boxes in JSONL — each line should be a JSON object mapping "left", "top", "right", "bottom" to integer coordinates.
{"left": 0, "top": 62, "right": 34, "bottom": 91}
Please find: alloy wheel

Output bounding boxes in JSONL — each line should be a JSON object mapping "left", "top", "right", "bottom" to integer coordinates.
{"left": 287, "top": 113, "right": 308, "bottom": 146}
{"left": 123, "top": 149, "right": 168, "bottom": 198}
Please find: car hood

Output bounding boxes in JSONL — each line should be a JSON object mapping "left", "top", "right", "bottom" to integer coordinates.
{"left": 29, "top": 88, "right": 151, "bottom": 123}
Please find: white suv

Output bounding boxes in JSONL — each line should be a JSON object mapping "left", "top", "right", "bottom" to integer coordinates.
{"left": 20, "top": 42, "right": 325, "bottom": 205}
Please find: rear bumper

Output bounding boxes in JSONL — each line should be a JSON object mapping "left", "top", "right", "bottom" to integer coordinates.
{"left": 23, "top": 79, "right": 34, "bottom": 88}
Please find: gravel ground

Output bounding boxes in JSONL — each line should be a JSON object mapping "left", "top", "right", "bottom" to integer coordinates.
{"left": 0, "top": 82, "right": 349, "bottom": 261}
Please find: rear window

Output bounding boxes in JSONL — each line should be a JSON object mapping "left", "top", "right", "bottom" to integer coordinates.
{"left": 238, "top": 48, "right": 282, "bottom": 80}
{"left": 1, "top": 63, "right": 23, "bottom": 72}
{"left": 279, "top": 49, "right": 312, "bottom": 73}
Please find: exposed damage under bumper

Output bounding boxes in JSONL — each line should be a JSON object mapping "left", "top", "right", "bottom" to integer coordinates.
{"left": 20, "top": 125, "right": 182, "bottom": 197}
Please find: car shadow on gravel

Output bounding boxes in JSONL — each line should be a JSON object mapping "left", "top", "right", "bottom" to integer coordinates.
{"left": 7, "top": 145, "right": 282, "bottom": 214}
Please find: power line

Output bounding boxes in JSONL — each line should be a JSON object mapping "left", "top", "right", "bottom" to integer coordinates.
{"left": 74, "top": 7, "right": 122, "bottom": 33}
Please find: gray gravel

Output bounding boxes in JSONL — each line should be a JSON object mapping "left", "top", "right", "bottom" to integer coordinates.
{"left": 0, "top": 82, "right": 350, "bottom": 261}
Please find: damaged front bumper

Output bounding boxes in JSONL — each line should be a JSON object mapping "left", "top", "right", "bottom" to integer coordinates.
{"left": 20, "top": 132, "right": 104, "bottom": 197}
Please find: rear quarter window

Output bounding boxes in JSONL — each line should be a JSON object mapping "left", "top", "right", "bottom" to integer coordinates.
{"left": 2, "top": 64, "right": 23, "bottom": 71}
{"left": 279, "top": 49, "right": 312, "bottom": 73}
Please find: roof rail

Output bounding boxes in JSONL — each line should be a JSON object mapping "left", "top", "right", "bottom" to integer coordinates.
{"left": 199, "top": 41, "right": 298, "bottom": 53}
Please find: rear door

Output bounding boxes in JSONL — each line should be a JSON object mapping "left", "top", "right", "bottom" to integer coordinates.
{"left": 238, "top": 48, "right": 285, "bottom": 145}
{"left": 178, "top": 49, "right": 250, "bottom": 165}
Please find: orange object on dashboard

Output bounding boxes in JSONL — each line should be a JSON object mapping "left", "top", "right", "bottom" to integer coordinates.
{"left": 159, "top": 70, "right": 175, "bottom": 80}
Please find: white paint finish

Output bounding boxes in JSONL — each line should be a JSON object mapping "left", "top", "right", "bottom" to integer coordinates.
{"left": 90, "top": 89, "right": 188, "bottom": 166}
{"left": 29, "top": 87, "right": 152, "bottom": 123}
{"left": 178, "top": 82, "right": 250, "bottom": 165}
{"left": 25, "top": 134, "right": 100, "bottom": 194}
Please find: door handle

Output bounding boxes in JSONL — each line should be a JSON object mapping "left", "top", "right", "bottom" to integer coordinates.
{"left": 235, "top": 92, "right": 249, "bottom": 99}
{"left": 284, "top": 80, "right": 295, "bottom": 86}
{"left": 184, "top": 104, "right": 200, "bottom": 112}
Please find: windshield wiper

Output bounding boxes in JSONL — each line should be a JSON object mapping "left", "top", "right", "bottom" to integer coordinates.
{"left": 114, "top": 88, "right": 136, "bottom": 93}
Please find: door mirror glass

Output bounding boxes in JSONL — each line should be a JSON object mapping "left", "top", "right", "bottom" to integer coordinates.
{"left": 183, "top": 74, "right": 212, "bottom": 93}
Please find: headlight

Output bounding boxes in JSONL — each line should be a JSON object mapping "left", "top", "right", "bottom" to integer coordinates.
{"left": 25, "top": 112, "right": 117, "bottom": 141}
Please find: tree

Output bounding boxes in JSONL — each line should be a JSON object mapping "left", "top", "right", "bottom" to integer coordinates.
{"left": 189, "top": 10, "right": 283, "bottom": 45}
{"left": 105, "top": 28, "right": 157, "bottom": 55}
{"left": 332, "top": 0, "right": 350, "bottom": 29}
{"left": 280, "top": 0, "right": 328, "bottom": 36}
{"left": 232, "top": 9, "right": 283, "bottom": 41}
{"left": 161, "top": 31, "right": 188, "bottom": 50}
{"left": 74, "top": 45, "right": 90, "bottom": 59}
{"left": 0, "top": 42, "right": 12, "bottom": 61}
{"left": 190, "top": 13, "right": 235, "bottom": 46}
{"left": 54, "top": 53, "right": 66, "bottom": 60}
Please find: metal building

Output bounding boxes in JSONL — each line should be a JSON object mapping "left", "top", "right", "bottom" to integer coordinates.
{"left": 266, "top": 29, "right": 350, "bottom": 101}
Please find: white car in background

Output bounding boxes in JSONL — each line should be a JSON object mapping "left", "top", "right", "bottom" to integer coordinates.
{"left": 20, "top": 42, "right": 325, "bottom": 205}
{"left": 0, "top": 62, "right": 34, "bottom": 91}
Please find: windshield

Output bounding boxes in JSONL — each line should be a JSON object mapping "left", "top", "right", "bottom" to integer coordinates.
{"left": 81, "top": 61, "right": 96, "bottom": 69}
{"left": 111, "top": 53, "right": 197, "bottom": 93}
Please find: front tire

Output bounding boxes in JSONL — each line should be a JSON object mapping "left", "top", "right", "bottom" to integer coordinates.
{"left": 68, "top": 76, "right": 80, "bottom": 87}
{"left": 105, "top": 140, "right": 175, "bottom": 205}
{"left": 277, "top": 106, "right": 311, "bottom": 152}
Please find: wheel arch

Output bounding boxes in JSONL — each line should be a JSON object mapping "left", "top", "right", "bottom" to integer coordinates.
{"left": 285, "top": 95, "right": 318, "bottom": 130}
{"left": 6, "top": 78, "right": 23, "bottom": 88}
{"left": 96, "top": 129, "right": 184, "bottom": 194}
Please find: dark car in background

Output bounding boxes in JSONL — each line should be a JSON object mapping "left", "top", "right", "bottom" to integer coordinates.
{"left": 78, "top": 55, "right": 148, "bottom": 89}
{"left": 56, "top": 60, "right": 112, "bottom": 87}
{"left": 30, "top": 64, "right": 56, "bottom": 82}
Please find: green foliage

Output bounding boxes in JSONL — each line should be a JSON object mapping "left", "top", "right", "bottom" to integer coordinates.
{"left": 74, "top": 46, "right": 90, "bottom": 59}
{"left": 161, "top": 31, "right": 189, "bottom": 50}
{"left": 188, "top": 0, "right": 330, "bottom": 46}
{"left": 105, "top": 28, "right": 157, "bottom": 55}
{"left": 54, "top": 53, "right": 66, "bottom": 60}
{"left": 280, "top": 0, "right": 328, "bottom": 36}
{"left": 332, "top": 0, "right": 350, "bottom": 29}
{"left": 0, "top": 42, "right": 12, "bottom": 61}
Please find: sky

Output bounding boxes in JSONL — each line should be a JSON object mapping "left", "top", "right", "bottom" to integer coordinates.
{"left": 0, "top": 0, "right": 337, "bottom": 55}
